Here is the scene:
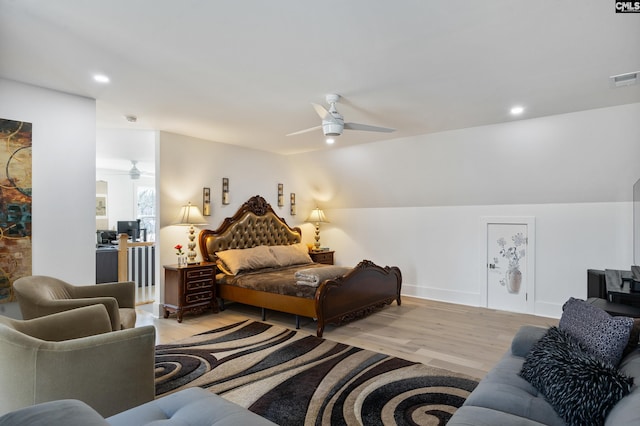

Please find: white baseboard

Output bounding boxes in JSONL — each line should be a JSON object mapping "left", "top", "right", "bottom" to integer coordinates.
{"left": 532, "top": 301, "right": 562, "bottom": 319}
{"left": 402, "top": 284, "right": 481, "bottom": 306}
{"left": 402, "top": 284, "right": 562, "bottom": 319}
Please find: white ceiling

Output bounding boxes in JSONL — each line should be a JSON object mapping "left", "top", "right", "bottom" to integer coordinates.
{"left": 1, "top": 1, "right": 639, "bottom": 156}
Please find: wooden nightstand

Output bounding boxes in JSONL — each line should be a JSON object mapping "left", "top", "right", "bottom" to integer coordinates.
{"left": 163, "top": 262, "right": 218, "bottom": 322}
{"left": 309, "top": 250, "right": 334, "bottom": 265}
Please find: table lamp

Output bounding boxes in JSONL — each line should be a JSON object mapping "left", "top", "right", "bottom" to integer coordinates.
{"left": 306, "top": 207, "right": 329, "bottom": 250}
{"left": 175, "top": 202, "right": 208, "bottom": 264}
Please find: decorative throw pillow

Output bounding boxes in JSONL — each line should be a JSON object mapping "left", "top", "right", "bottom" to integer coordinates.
{"left": 520, "top": 327, "right": 634, "bottom": 426}
{"left": 216, "top": 259, "right": 234, "bottom": 276}
{"left": 269, "top": 243, "right": 313, "bottom": 267}
{"left": 215, "top": 245, "right": 278, "bottom": 275}
{"left": 559, "top": 297, "right": 634, "bottom": 366}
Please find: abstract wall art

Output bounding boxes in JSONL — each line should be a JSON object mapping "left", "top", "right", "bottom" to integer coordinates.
{"left": 0, "top": 118, "right": 32, "bottom": 303}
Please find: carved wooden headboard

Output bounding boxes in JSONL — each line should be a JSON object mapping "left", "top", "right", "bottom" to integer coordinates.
{"left": 198, "top": 195, "right": 302, "bottom": 262}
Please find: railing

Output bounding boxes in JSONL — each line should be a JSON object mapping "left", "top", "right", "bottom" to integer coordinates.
{"left": 117, "top": 233, "right": 155, "bottom": 304}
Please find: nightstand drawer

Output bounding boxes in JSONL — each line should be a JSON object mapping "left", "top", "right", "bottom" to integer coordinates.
{"left": 186, "top": 278, "right": 213, "bottom": 292}
{"left": 310, "top": 251, "right": 334, "bottom": 265}
{"left": 185, "top": 290, "right": 213, "bottom": 304}
{"left": 187, "top": 268, "right": 214, "bottom": 279}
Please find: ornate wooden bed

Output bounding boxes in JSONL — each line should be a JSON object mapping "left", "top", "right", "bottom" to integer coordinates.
{"left": 198, "top": 195, "right": 402, "bottom": 337}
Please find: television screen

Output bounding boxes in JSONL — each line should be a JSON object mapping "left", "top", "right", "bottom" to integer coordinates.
{"left": 634, "top": 179, "right": 640, "bottom": 266}
{"left": 117, "top": 220, "right": 140, "bottom": 240}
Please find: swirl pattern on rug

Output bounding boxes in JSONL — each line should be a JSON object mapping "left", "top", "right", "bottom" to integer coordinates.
{"left": 155, "top": 320, "right": 478, "bottom": 425}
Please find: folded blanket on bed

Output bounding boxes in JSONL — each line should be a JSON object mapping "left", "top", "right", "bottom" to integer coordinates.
{"left": 294, "top": 266, "right": 351, "bottom": 287}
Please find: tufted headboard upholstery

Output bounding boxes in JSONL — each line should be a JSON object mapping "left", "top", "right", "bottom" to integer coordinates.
{"left": 199, "top": 195, "right": 302, "bottom": 262}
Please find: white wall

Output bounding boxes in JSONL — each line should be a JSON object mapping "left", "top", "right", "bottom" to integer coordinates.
{"left": 155, "top": 131, "right": 315, "bottom": 315}
{"left": 289, "top": 103, "right": 640, "bottom": 318}
{"left": 0, "top": 79, "right": 96, "bottom": 317}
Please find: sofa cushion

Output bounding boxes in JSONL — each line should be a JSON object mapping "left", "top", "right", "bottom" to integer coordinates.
{"left": 106, "top": 387, "right": 276, "bottom": 426}
{"left": 0, "top": 399, "right": 108, "bottom": 426}
{"left": 520, "top": 327, "right": 633, "bottom": 426}
{"left": 511, "top": 325, "right": 547, "bottom": 357}
{"left": 623, "top": 318, "right": 640, "bottom": 357}
{"left": 463, "top": 352, "right": 565, "bottom": 426}
{"left": 606, "top": 349, "right": 640, "bottom": 425}
{"left": 559, "top": 297, "right": 633, "bottom": 365}
{"left": 447, "top": 406, "right": 550, "bottom": 426}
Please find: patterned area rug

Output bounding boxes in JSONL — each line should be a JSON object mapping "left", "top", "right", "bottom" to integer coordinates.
{"left": 155, "top": 320, "right": 478, "bottom": 425}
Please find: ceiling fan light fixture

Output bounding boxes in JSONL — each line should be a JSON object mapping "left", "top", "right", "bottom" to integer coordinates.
{"left": 326, "top": 137, "right": 335, "bottom": 145}
{"left": 322, "top": 121, "right": 343, "bottom": 136}
{"left": 129, "top": 160, "right": 141, "bottom": 180}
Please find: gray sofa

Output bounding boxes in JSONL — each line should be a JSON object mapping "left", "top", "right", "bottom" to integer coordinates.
{"left": 0, "top": 387, "right": 276, "bottom": 426}
{"left": 448, "top": 325, "right": 640, "bottom": 425}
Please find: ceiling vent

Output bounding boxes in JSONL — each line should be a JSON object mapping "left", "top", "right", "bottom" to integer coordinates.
{"left": 610, "top": 71, "right": 639, "bottom": 88}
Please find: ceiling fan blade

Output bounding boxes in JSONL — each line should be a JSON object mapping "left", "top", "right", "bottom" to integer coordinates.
{"left": 344, "top": 122, "right": 396, "bottom": 133}
{"left": 286, "top": 125, "right": 322, "bottom": 136}
{"left": 312, "top": 103, "right": 333, "bottom": 121}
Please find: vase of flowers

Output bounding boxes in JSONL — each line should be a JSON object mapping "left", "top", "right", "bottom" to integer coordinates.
{"left": 497, "top": 233, "right": 527, "bottom": 294}
{"left": 505, "top": 268, "right": 522, "bottom": 293}
{"left": 175, "top": 244, "right": 185, "bottom": 267}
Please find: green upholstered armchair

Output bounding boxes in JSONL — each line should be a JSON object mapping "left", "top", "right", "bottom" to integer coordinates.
{"left": 13, "top": 275, "right": 136, "bottom": 330}
{"left": 0, "top": 304, "right": 155, "bottom": 417}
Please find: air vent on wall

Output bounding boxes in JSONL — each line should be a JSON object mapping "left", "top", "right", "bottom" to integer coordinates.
{"left": 610, "top": 71, "right": 639, "bottom": 87}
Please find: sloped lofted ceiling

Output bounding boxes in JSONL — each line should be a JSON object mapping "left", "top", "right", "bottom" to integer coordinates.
{"left": 0, "top": 1, "right": 639, "bottom": 155}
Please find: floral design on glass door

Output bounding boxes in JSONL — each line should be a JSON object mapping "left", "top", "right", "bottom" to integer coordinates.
{"left": 495, "top": 232, "right": 527, "bottom": 294}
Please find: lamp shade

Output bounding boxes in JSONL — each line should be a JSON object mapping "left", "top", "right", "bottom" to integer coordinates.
{"left": 306, "top": 208, "right": 329, "bottom": 223}
{"left": 174, "top": 202, "right": 208, "bottom": 225}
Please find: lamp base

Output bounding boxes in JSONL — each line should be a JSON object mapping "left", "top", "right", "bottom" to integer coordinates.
{"left": 314, "top": 223, "right": 321, "bottom": 250}
{"left": 187, "top": 225, "right": 198, "bottom": 264}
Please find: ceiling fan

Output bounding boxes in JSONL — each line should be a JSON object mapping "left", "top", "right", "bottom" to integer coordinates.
{"left": 128, "top": 160, "right": 142, "bottom": 180}
{"left": 99, "top": 160, "right": 153, "bottom": 180}
{"left": 287, "top": 94, "right": 395, "bottom": 138}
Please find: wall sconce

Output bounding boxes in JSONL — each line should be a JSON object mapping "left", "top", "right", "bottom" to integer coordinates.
{"left": 202, "top": 187, "right": 211, "bottom": 216}
{"left": 277, "top": 183, "right": 284, "bottom": 207}
{"left": 290, "top": 193, "right": 296, "bottom": 215}
{"left": 222, "top": 178, "right": 229, "bottom": 205}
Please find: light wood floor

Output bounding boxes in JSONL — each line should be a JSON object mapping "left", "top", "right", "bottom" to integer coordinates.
{"left": 137, "top": 296, "right": 557, "bottom": 379}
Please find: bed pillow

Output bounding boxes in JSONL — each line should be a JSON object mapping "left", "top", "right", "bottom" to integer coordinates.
{"left": 559, "top": 297, "right": 634, "bottom": 366}
{"left": 215, "top": 245, "right": 278, "bottom": 275}
{"left": 269, "top": 243, "right": 313, "bottom": 267}
{"left": 216, "top": 259, "right": 234, "bottom": 276}
{"left": 519, "top": 326, "right": 633, "bottom": 426}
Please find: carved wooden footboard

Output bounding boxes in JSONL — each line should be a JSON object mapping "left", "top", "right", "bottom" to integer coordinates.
{"left": 315, "top": 259, "right": 402, "bottom": 337}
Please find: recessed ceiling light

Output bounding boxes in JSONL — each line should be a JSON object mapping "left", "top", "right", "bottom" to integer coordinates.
{"left": 93, "top": 74, "right": 110, "bottom": 83}
{"left": 326, "top": 138, "right": 335, "bottom": 145}
{"left": 510, "top": 106, "right": 524, "bottom": 115}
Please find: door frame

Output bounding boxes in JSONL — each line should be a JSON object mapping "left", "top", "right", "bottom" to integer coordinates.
{"left": 479, "top": 216, "right": 536, "bottom": 314}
